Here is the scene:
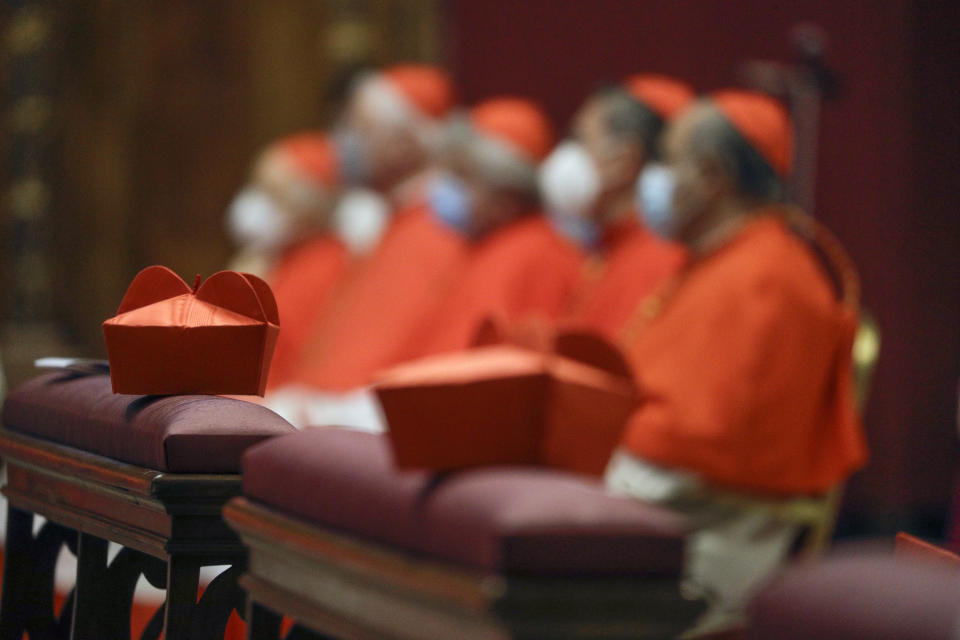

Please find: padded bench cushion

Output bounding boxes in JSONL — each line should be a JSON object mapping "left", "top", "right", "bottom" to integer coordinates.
{"left": 747, "top": 555, "right": 960, "bottom": 640}
{"left": 2, "top": 372, "right": 295, "bottom": 473}
{"left": 242, "top": 427, "right": 690, "bottom": 575}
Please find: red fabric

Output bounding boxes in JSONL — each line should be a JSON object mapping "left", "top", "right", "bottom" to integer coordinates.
{"left": 711, "top": 90, "right": 794, "bottom": 177}
{"left": 272, "top": 132, "right": 339, "bottom": 186}
{"left": 242, "top": 428, "right": 690, "bottom": 575}
{"left": 621, "top": 215, "right": 867, "bottom": 494}
{"left": 382, "top": 64, "right": 455, "bottom": 119}
{"left": 565, "top": 218, "right": 685, "bottom": 338}
{"left": 469, "top": 97, "right": 554, "bottom": 162}
{"left": 622, "top": 74, "right": 695, "bottom": 120}
{"left": 103, "top": 266, "right": 279, "bottom": 396}
{"left": 400, "top": 215, "right": 583, "bottom": 359}
{"left": 265, "top": 234, "right": 348, "bottom": 390}
{"left": 290, "top": 202, "right": 467, "bottom": 391}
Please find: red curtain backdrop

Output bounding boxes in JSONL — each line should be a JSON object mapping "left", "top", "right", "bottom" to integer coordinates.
{"left": 444, "top": 0, "right": 960, "bottom": 531}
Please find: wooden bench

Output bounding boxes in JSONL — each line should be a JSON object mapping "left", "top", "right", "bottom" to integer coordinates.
{"left": 746, "top": 553, "right": 960, "bottom": 639}
{"left": 226, "top": 427, "right": 704, "bottom": 639}
{"left": 0, "top": 372, "right": 294, "bottom": 640}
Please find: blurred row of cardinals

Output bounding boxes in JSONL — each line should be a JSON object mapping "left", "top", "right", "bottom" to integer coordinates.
{"left": 221, "top": 60, "right": 867, "bottom": 499}
{"left": 230, "top": 64, "right": 703, "bottom": 429}
{"left": 218, "top": 64, "right": 869, "bottom": 637}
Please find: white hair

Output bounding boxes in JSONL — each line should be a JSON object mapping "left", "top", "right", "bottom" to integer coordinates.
{"left": 260, "top": 150, "right": 333, "bottom": 215}
{"left": 353, "top": 73, "right": 442, "bottom": 153}
{"left": 442, "top": 113, "right": 538, "bottom": 197}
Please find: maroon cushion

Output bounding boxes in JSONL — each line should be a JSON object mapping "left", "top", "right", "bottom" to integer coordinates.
{"left": 2, "top": 372, "right": 295, "bottom": 472}
{"left": 242, "top": 427, "right": 690, "bottom": 575}
{"left": 747, "top": 555, "right": 960, "bottom": 639}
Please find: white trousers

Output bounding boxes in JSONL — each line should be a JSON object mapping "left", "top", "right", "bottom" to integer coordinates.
{"left": 605, "top": 449, "right": 801, "bottom": 637}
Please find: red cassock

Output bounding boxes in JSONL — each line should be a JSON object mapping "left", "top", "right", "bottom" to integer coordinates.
{"left": 565, "top": 218, "right": 685, "bottom": 338}
{"left": 620, "top": 214, "right": 868, "bottom": 495}
{"left": 288, "top": 202, "right": 467, "bottom": 391}
{"left": 401, "top": 215, "right": 584, "bottom": 359}
{"left": 265, "top": 234, "right": 349, "bottom": 390}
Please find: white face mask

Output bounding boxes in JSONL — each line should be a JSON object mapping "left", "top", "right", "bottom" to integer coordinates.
{"left": 332, "top": 188, "right": 390, "bottom": 255}
{"left": 226, "top": 187, "right": 294, "bottom": 253}
{"left": 636, "top": 163, "right": 679, "bottom": 240}
{"left": 539, "top": 141, "right": 601, "bottom": 218}
{"left": 538, "top": 141, "right": 601, "bottom": 246}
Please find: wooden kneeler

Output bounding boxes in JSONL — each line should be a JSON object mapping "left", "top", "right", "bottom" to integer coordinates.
{"left": 0, "top": 372, "right": 295, "bottom": 640}
{"left": 226, "top": 497, "right": 703, "bottom": 640}
{"left": 226, "top": 428, "right": 704, "bottom": 640}
{"left": 0, "top": 428, "right": 246, "bottom": 640}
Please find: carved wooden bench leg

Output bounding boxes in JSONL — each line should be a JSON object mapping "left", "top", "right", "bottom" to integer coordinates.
{"left": 246, "top": 600, "right": 282, "bottom": 640}
{"left": 163, "top": 555, "right": 201, "bottom": 640}
{"left": 21, "top": 528, "right": 245, "bottom": 640}
{"left": 163, "top": 556, "right": 247, "bottom": 640}
{"left": 140, "top": 603, "right": 166, "bottom": 640}
{"left": 0, "top": 505, "right": 75, "bottom": 640}
{"left": 72, "top": 533, "right": 169, "bottom": 640}
{"left": 70, "top": 533, "right": 244, "bottom": 640}
{"left": 70, "top": 533, "right": 109, "bottom": 639}
{"left": 0, "top": 428, "right": 254, "bottom": 640}
{"left": 189, "top": 563, "right": 247, "bottom": 638}
{"left": 286, "top": 625, "right": 330, "bottom": 640}
{"left": 0, "top": 505, "right": 33, "bottom": 640}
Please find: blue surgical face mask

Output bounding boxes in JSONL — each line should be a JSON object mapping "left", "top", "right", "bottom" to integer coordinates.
{"left": 332, "top": 127, "right": 370, "bottom": 185}
{"left": 636, "top": 163, "right": 679, "bottom": 240}
{"left": 550, "top": 215, "right": 600, "bottom": 249}
{"left": 428, "top": 171, "right": 474, "bottom": 235}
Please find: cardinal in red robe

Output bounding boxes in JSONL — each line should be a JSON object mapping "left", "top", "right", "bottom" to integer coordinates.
{"left": 539, "top": 75, "right": 695, "bottom": 338}
{"left": 224, "top": 132, "right": 349, "bottom": 390}
{"left": 604, "top": 89, "right": 868, "bottom": 635}
{"left": 279, "top": 64, "right": 464, "bottom": 393}
{"left": 400, "top": 97, "right": 584, "bottom": 359}
{"left": 612, "top": 90, "right": 867, "bottom": 495}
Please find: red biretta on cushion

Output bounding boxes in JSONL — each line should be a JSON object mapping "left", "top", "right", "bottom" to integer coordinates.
{"left": 103, "top": 265, "right": 280, "bottom": 396}
{"left": 375, "top": 330, "right": 638, "bottom": 476}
